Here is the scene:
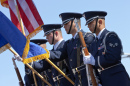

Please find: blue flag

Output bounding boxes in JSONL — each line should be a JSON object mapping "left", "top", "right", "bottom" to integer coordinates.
{"left": 0, "top": 34, "right": 11, "bottom": 53}
{"left": 0, "top": 11, "right": 49, "bottom": 64}
{"left": 0, "top": 11, "right": 27, "bottom": 57}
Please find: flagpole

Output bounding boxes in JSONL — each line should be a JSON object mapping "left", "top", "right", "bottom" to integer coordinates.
{"left": 25, "top": 63, "right": 52, "bottom": 86}
{"left": 14, "top": 0, "right": 25, "bottom": 36}
{"left": 32, "top": 71, "right": 38, "bottom": 86}
{"left": 45, "top": 58, "right": 75, "bottom": 85}
{"left": 9, "top": 48, "right": 52, "bottom": 86}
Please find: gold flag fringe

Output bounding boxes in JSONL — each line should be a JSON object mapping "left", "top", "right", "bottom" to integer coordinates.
{"left": 26, "top": 25, "right": 43, "bottom": 39}
{"left": 0, "top": 43, "right": 11, "bottom": 54}
{"left": 0, "top": 0, "right": 9, "bottom": 8}
{"left": 22, "top": 39, "right": 30, "bottom": 59}
{"left": 22, "top": 25, "right": 44, "bottom": 59}
{"left": 23, "top": 49, "right": 50, "bottom": 64}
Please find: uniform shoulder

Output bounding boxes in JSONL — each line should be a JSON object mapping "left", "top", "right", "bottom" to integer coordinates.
{"left": 103, "top": 31, "right": 119, "bottom": 42}
{"left": 85, "top": 32, "right": 94, "bottom": 36}
{"left": 106, "top": 31, "right": 118, "bottom": 37}
{"left": 81, "top": 30, "right": 93, "bottom": 36}
{"left": 103, "top": 31, "right": 122, "bottom": 52}
{"left": 84, "top": 32, "right": 95, "bottom": 45}
{"left": 84, "top": 32, "right": 95, "bottom": 39}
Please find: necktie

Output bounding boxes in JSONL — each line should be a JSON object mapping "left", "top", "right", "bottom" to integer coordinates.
{"left": 96, "top": 37, "right": 99, "bottom": 42}
{"left": 72, "top": 38, "right": 74, "bottom": 42}
{"left": 96, "top": 37, "right": 99, "bottom": 48}
{"left": 95, "top": 37, "right": 99, "bottom": 54}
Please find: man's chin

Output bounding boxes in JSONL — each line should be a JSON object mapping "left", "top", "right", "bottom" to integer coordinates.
{"left": 89, "top": 29, "right": 93, "bottom": 33}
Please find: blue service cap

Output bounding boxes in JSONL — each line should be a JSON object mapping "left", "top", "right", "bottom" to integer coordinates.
{"left": 59, "top": 12, "right": 82, "bottom": 25}
{"left": 83, "top": 11, "right": 107, "bottom": 25}
{"left": 41, "top": 24, "right": 63, "bottom": 36}
{"left": 30, "top": 39, "right": 47, "bottom": 45}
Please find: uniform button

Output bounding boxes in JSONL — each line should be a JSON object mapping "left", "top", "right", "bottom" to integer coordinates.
{"left": 70, "top": 59, "right": 72, "bottom": 61}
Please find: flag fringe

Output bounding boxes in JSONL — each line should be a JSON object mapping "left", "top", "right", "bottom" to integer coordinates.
{"left": 22, "top": 39, "right": 30, "bottom": 59}
{"left": 23, "top": 49, "right": 50, "bottom": 64}
{"left": 0, "top": 0, "right": 9, "bottom": 8}
{"left": 26, "top": 25, "right": 43, "bottom": 39}
{"left": 0, "top": 43, "right": 11, "bottom": 54}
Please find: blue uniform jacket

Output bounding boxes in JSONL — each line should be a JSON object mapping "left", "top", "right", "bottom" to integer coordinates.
{"left": 90, "top": 29, "right": 130, "bottom": 86}
{"left": 50, "top": 30, "right": 95, "bottom": 86}
{"left": 51, "top": 40, "right": 73, "bottom": 86}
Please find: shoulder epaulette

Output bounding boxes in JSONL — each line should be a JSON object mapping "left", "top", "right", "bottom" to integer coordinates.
{"left": 84, "top": 32, "right": 94, "bottom": 38}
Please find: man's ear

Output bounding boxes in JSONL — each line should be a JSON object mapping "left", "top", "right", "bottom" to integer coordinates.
{"left": 99, "top": 19, "right": 102, "bottom": 24}
{"left": 55, "top": 31, "right": 58, "bottom": 36}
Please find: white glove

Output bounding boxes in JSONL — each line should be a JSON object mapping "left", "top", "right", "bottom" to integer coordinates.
{"left": 14, "top": 55, "right": 22, "bottom": 61}
{"left": 82, "top": 50, "right": 95, "bottom": 65}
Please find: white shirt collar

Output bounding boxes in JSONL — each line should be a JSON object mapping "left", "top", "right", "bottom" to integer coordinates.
{"left": 73, "top": 32, "right": 78, "bottom": 39}
{"left": 54, "top": 39, "right": 64, "bottom": 50}
{"left": 96, "top": 28, "right": 105, "bottom": 39}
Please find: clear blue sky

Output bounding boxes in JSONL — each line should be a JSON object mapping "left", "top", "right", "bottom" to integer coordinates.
{"left": 0, "top": 0, "right": 130, "bottom": 86}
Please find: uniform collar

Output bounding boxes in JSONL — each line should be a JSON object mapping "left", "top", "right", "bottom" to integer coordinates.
{"left": 72, "top": 32, "right": 78, "bottom": 39}
{"left": 96, "top": 28, "right": 105, "bottom": 39}
{"left": 54, "top": 39, "right": 64, "bottom": 50}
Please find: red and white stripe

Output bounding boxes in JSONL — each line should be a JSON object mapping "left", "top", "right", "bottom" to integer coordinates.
{"left": 8, "top": 0, "right": 22, "bottom": 32}
{"left": 8, "top": 0, "right": 43, "bottom": 37}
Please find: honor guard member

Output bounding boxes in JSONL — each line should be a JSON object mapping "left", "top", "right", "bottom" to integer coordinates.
{"left": 82, "top": 11, "right": 130, "bottom": 86}
{"left": 24, "top": 39, "right": 48, "bottom": 86}
{"left": 41, "top": 24, "right": 73, "bottom": 86}
{"left": 49, "top": 13, "right": 95, "bottom": 86}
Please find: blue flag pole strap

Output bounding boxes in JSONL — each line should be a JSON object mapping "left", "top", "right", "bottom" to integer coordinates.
{"left": 23, "top": 49, "right": 50, "bottom": 64}
{"left": 0, "top": 43, "right": 11, "bottom": 54}
{"left": 26, "top": 25, "right": 42, "bottom": 39}
{"left": 22, "top": 39, "right": 30, "bottom": 59}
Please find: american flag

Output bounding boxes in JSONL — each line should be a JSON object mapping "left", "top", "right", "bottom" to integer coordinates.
{"left": 1, "top": 0, "right": 44, "bottom": 39}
